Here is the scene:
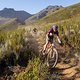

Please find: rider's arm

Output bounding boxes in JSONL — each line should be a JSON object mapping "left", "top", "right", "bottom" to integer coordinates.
{"left": 56, "top": 31, "right": 61, "bottom": 44}
{"left": 57, "top": 36, "right": 61, "bottom": 44}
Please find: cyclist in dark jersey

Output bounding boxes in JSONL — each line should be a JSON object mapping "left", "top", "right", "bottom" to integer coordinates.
{"left": 43, "top": 24, "right": 62, "bottom": 53}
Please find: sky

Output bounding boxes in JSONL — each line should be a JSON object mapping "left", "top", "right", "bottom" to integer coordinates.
{"left": 0, "top": 0, "right": 80, "bottom": 14}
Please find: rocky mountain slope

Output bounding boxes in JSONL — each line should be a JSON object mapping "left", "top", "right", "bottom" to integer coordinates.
{"left": 38, "top": 3, "right": 80, "bottom": 23}
{"left": 25, "top": 5, "right": 63, "bottom": 24}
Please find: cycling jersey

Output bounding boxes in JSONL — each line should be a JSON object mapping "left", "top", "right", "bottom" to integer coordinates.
{"left": 48, "top": 28, "right": 59, "bottom": 36}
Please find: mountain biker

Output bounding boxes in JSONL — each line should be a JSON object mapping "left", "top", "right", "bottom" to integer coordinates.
{"left": 43, "top": 24, "right": 62, "bottom": 53}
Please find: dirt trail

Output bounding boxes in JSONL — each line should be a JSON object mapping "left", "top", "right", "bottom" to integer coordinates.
{"left": 56, "top": 63, "right": 78, "bottom": 79}
{"left": 30, "top": 28, "right": 80, "bottom": 80}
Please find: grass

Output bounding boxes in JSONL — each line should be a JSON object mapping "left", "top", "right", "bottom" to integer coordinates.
{"left": 16, "top": 3, "right": 80, "bottom": 80}
{"left": 0, "top": 18, "right": 20, "bottom": 30}
{"left": 0, "top": 2, "right": 80, "bottom": 80}
{"left": 40, "top": 3, "right": 80, "bottom": 23}
{"left": 0, "top": 28, "right": 25, "bottom": 61}
{"left": 30, "top": 3, "right": 80, "bottom": 25}
{"left": 16, "top": 57, "right": 49, "bottom": 80}
{"left": 16, "top": 15, "right": 80, "bottom": 79}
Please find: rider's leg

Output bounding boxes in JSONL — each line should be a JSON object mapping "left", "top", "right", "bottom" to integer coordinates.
{"left": 43, "top": 34, "right": 49, "bottom": 52}
{"left": 52, "top": 43, "right": 55, "bottom": 48}
{"left": 52, "top": 40, "right": 56, "bottom": 49}
{"left": 52, "top": 41, "right": 57, "bottom": 53}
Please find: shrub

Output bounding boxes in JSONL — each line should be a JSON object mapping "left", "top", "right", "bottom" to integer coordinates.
{"left": 16, "top": 57, "right": 49, "bottom": 80}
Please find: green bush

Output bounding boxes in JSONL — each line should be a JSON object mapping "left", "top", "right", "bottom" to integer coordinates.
{"left": 16, "top": 57, "right": 49, "bottom": 80}
{"left": 0, "top": 28, "right": 26, "bottom": 66}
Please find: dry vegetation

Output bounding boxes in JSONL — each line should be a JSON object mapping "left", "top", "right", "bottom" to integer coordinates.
{"left": 0, "top": 3, "right": 80, "bottom": 80}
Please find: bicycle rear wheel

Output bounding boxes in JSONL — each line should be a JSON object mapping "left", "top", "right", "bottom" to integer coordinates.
{"left": 47, "top": 48, "right": 58, "bottom": 68}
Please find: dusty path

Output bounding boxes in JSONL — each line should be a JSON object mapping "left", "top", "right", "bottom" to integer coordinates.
{"left": 55, "top": 63, "right": 80, "bottom": 80}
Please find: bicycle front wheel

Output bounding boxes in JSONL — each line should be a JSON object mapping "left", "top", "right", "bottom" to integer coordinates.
{"left": 47, "top": 48, "right": 58, "bottom": 68}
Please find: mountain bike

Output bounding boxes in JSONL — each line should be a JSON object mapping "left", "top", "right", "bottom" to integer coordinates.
{"left": 42, "top": 42, "right": 58, "bottom": 68}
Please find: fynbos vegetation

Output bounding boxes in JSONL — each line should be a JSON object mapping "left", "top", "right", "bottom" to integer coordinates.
{"left": 0, "top": 3, "right": 80, "bottom": 80}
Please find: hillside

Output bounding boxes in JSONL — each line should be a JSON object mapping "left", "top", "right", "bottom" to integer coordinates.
{"left": 0, "top": 17, "right": 20, "bottom": 30}
{"left": 0, "top": 17, "right": 11, "bottom": 25}
{"left": 36, "top": 3, "right": 80, "bottom": 24}
{"left": 0, "top": 3, "right": 80, "bottom": 80}
{"left": 0, "top": 8, "right": 32, "bottom": 22}
{"left": 18, "top": 3, "right": 80, "bottom": 80}
{"left": 25, "top": 5, "right": 63, "bottom": 24}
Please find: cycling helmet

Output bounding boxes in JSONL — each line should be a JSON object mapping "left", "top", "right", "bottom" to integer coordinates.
{"left": 52, "top": 24, "right": 58, "bottom": 31}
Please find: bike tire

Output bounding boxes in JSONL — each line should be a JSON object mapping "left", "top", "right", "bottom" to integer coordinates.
{"left": 47, "top": 48, "right": 58, "bottom": 68}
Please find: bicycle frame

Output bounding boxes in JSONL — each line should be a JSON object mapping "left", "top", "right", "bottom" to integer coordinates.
{"left": 43, "top": 42, "right": 58, "bottom": 68}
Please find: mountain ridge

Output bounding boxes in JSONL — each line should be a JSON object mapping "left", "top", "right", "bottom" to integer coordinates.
{"left": 0, "top": 8, "right": 32, "bottom": 22}
{"left": 25, "top": 5, "right": 63, "bottom": 24}
{"left": 35, "top": 3, "right": 80, "bottom": 24}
